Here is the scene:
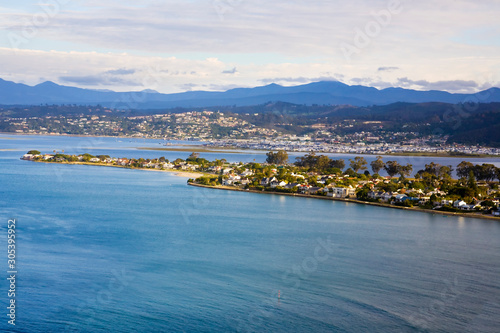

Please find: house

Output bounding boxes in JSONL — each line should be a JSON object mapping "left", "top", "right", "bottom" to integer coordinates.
{"left": 162, "top": 162, "right": 175, "bottom": 169}
{"left": 270, "top": 180, "right": 287, "bottom": 188}
{"left": 367, "top": 191, "right": 384, "bottom": 200}
{"left": 222, "top": 168, "right": 233, "bottom": 175}
{"left": 260, "top": 177, "right": 270, "bottom": 186}
{"left": 291, "top": 173, "right": 305, "bottom": 179}
{"left": 21, "top": 154, "right": 35, "bottom": 160}
{"left": 441, "top": 199, "right": 453, "bottom": 206}
{"left": 208, "top": 166, "right": 222, "bottom": 173}
{"left": 89, "top": 157, "right": 101, "bottom": 163}
{"left": 117, "top": 158, "right": 129, "bottom": 166}
{"left": 327, "top": 187, "right": 356, "bottom": 198}
{"left": 418, "top": 197, "right": 431, "bottom": 205}
{"left": 381, "top": 192, "right": 394, "bottom": 202}
{"left": 302, "top": 186, "right": 322, "bottom": 195}
{"left": 241, "top": 169, "right": 254, "bottom": 177}
{"left": 453, "top": 200, "right": 467, "bottom": 208}
{"left": 460, "top": 204, "right": 478, "bottom": 211}
{"left": 285, "top": 183, "right": 300, "bottom": 190}
{"left": 493, "top": 210, "right": 500, "bottom": 217}
{"left": 394, "top": 194, "right": 409, "bottom": 203}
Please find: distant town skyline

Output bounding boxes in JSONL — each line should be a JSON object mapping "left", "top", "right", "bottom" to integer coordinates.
{"left": 0, "top": 0, "right": 499, "bottom": 94}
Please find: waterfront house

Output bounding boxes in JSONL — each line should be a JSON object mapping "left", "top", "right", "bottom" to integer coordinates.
{"left": 453, "top": 200, "right": 467, "bottom": 208}
{"left": 270, "top": 180, "right": 288, "bottom": 188}
{"left": 327, "top": 187, "right": 356, "bottom": 198}
{"left": 284, "top": 183, "right": 300, "bottom": 190}
{"left": 21, "top": 154, "right": 35, "bottom": 160}
{"left": 117, "top": 158, "right": 129, "bottom": 166}
{"left": 381, "top": 192, "right": 394, "bottom": 202}
{"left": 441, "top": 199, "right": 453, "bottom": 206}
{"left": 394, "top": 194, "right": 409, "bottom": 203}
{"left": 302, "top": 186, "right": 322, "bottom": 195}
{"left": 493, "top": 210, "right": 500, "bottom": 217}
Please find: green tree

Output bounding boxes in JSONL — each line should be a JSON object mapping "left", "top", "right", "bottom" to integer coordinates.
{"left": 266, "top": 151, "right": 289, "bottom": 165}
{"left": 329, "top": 159, "right": 345, "bottom": 170}
{"left": 27, "top": 150, "right": 41, "bottom": 155}
{"left": 316, "top": 155, "right": 330, "bottom": 172}
{"left": 456, "top": 161, "right": 474, "bottom": 179}
{"left": 384, "top": 161, "right": 400, "bottom": 177}
{"left": 370, "top": 156, "right": 384, "bottom": 174}
{"left": 398, "top": 164, "right": 413, "bottom": 178}
{"left": 349, "top": 156, "right": 367, "bottom": 173}
{"left": 467, "top": 170, "right": 478, "bottom": 195}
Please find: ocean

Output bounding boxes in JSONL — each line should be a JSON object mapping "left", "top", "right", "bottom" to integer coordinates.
{"left": 0, "top": 134, "right": 499, "bottom": 332}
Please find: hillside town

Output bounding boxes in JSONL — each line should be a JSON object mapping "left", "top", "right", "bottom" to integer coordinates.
{"left": 4, "top": 108, "right": 500, "bottom": 156}
{"left": 22, "top": 150, "right": 500, "bottom": 218}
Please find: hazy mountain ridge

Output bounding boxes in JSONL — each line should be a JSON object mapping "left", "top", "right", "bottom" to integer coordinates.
{"left": 1, "top": 78, "right": 500, "bottom": 109}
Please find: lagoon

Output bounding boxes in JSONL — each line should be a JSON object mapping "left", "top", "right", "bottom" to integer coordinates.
{"left": 1, "top": 134, "right": 500, "bottom": 332}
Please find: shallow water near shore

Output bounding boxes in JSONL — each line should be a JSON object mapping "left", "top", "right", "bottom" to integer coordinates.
{"left": 1, "top": 134, "right": 500, "bottom": 332}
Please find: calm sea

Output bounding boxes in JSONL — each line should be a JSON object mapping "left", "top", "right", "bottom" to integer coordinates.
{"left": 1, "top": 134, "right": 500, "bottom": 332}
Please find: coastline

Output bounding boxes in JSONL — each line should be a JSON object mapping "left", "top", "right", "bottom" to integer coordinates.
{"left": 187, "top": 183, "right": 500, "bottom": 222}
{"left": 23, "top": 159, "right": 500, "bottom": 221}
{"left": 30, "top": 160, "right": 205, "bottom": 178}
{"left": 3, "top": 132, "right": 500, "bottom": 158}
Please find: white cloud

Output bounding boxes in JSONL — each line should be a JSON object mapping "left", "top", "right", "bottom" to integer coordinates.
{"left": 0, "top": 0, "right": 499, "bottom": 93}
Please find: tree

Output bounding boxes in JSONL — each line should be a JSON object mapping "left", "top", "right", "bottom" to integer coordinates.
{"left": 398, "top": 164, "right": 413, "bottom": 178}
{"left": 384, "top": 161, "right": 400, "bottom": 177}
{"left": 475, "top": 164, "right": 497, "bottom": 182}
{"left": 370, "top": 156, "right": 384, "bottom": 175}
{"left": 329, "top": 159, "right": 345, "bottom": 170}
{"left": 266, "top": 150, "right": 289, "bottom": 165}
{"left": 467, "top": 170, "right": 479, "bottom": 195}
{"left": 456, "top": 161, "right": 474, "bottom": 179}
{"left": 349, "top": 156, "right": 367, "bottom": 173}
{"left": 316, "top": 155, "right": 330, "bottom": 171}
{"left": 27, "top": 150, "right": 41, "bottom": 155}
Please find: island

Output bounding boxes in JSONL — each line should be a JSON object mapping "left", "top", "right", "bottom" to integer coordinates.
{"left": 22, "top": 150, "right": 500, "bottom": 220}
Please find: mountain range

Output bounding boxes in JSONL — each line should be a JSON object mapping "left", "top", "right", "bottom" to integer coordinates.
{"left": 1, "top": 78, "right": 500, "bottom": 109}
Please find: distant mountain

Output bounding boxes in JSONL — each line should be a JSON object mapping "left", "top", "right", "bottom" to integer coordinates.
{"left": 1, "top": 78, "right": 500, "bottom": 109}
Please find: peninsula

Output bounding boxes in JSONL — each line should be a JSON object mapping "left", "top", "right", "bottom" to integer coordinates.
{"left": 22, "top": 150, "right": 500, "bottom": 220}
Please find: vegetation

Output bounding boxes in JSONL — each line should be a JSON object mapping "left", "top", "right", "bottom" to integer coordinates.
{"left": 24, "top": 150, "right": 500, "bottom": 219}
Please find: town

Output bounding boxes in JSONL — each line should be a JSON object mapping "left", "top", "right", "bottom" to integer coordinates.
{"left": 22, "top": 150, "right": 500, "bottom": 219}
{"left": 4, "top": 108, "right": 500, "bottom": 156}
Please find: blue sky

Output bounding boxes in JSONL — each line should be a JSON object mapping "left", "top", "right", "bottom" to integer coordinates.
{"left": 0, "top": 0, "right": 499, "bottom": 93}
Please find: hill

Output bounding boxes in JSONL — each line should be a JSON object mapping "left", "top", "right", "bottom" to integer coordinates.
{"left": 1, "top": 78, "right": 500, "bottom": 109}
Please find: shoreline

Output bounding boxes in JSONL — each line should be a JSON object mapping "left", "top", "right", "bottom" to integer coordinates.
{"left": 3, "top": 132, "right": 500, "bottom": 158}
{"left": 187, "top": 183, "right": 500, "bottom": 222}
{"left": 31, "top": 160, "right": 205, "bottom": 178}
{"left": 24, "top": 159, "right": 500, "bottom": 221}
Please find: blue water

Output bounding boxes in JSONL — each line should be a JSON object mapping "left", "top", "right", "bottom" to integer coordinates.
{"left": 1, "top": 135, "right": 500, "bottom": 332}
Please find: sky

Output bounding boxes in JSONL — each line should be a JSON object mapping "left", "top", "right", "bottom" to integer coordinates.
{"left": 0, "top": 0, "right": 499, "bottom": 94}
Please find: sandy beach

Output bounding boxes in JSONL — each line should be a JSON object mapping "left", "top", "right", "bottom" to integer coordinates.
{"left": 174, "top": 172, "right": 204, "bottom": 178}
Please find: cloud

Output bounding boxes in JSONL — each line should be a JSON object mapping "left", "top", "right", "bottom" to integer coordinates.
{"left": 59, "top": 75, "right": 140, "bottom": 86}
{"left": 396, "top": 77, "right": 479, "bottom": 92}
{"left": 222, "top": 67, "right": 238, "bottom": 74}
{"left": 105, "top": 68, "right": 136, "bottom": 75}
{"left": 378, "top": 67, "right": 400, "bottom": 72}
{"left": 259, "top": 76, "right": 339, "bottom": 84}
